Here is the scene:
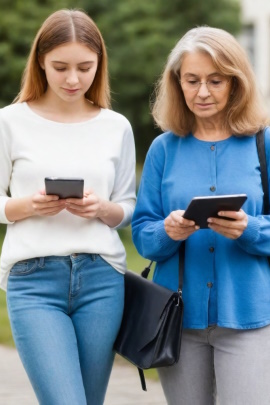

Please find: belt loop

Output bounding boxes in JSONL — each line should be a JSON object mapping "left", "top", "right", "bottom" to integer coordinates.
{"left": 90, "top": 254, "right": 97, "bottom": 261}
{"left": 38, "top": 257, "right": 45, "bottom": 268}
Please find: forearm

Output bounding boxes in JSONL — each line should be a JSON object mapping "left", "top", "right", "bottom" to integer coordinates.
{"left": 132, "top": 219, "right": 181, "bottom": 261}
{"left": 98, "top": 200, "right": 124, "bottom": 228}
{"left": 5, "top": 197, "right": 33, "bottom": 222}
{"left": 5, "top": 193, "right": 65, "bottom": 222}
{"left": 237, "top": 214, "right": 270, "bottom": 256}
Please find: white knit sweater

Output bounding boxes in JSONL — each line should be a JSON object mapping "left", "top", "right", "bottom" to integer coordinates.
{"left": 0, "top": 102, "right": 136, "bottom": 290}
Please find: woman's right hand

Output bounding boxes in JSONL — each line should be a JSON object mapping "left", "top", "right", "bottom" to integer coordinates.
{"left": 31, "top": 191, "right": 66, "bottom": 216}
{"left": 5, "top": 191, "right": 66, "bottom": 222}
{"left": 164, "top": 210, "right": 199, "bottom": 241}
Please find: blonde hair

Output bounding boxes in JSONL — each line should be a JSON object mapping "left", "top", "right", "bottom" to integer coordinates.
{"left": 152, "top": 26, "right": 269, "bottom": 136}
{"left": 15, "top": 9, "right": 110, "bottom": 108}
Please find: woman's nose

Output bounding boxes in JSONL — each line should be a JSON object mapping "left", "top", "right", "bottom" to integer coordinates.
{"left": 197, "top": 82, "right": 210, "bottom": 98}
{"left": 66, "top": 70, "right": 79, "bottom": 86}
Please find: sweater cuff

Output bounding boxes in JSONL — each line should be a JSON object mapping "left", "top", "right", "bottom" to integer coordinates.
{"left": 154, "top": 220, "right": 179, "bottom": 251}
{"left": 113, "top": 201, "right": 135, "bottom": 230}
{"left": 237, "top": 215, "right": 260, "bottom": 245}
{"left": 0, "top": 197, "right": 14, "bottom": 224}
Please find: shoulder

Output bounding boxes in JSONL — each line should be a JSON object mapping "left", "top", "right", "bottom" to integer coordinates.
{"left": 143, "top": 132, "right": 185, "bottom": 175}
{"left": 100, "top": 108, "right": 133, "bottom": 131}
{"left": 0, "top": 102, "right": 25, "bottom": 122}
{"left": 148, "top": 131, "right": 184, "bottom": 156}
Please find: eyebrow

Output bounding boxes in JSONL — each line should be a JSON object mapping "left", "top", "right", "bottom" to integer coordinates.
{"left": 183, "top": 72, "right": 223, "bottom": 78}
{"left": 51, "top": 61, "right": 95, "bottom": 65}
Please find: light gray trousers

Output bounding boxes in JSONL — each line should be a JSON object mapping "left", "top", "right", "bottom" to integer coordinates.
{"left": 158, "top": 325, "right": 270, "bottom": 405}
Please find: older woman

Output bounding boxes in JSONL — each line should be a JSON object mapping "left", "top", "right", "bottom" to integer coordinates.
{"left": 132, "top": 26, "right": 270, "bottom": 404}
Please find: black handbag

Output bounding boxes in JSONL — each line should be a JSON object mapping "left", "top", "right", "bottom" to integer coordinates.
{"left": 114, "top": 243, "right": 185, "bottom": 391}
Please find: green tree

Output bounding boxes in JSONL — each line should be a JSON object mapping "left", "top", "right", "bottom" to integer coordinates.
{"left": 0, "top": 0, "right": 241, "bottom": 161}
{"left": 0, "top": 0, "right": 73, "bottom": 105}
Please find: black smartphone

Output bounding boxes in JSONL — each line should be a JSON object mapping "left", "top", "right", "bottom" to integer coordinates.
{"left": 183, "top": 194, "right": 248, "bottom": 229}
{"left": 45, "top": 177, "right": 84, "bottom": 199}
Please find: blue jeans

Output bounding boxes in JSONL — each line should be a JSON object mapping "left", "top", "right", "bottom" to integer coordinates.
{"left": 7, "top": 254, "right": 124, "bottom": 405}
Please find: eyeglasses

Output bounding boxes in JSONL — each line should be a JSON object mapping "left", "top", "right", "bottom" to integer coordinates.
{"left": 180, "top": 78, "right": 231, "bottom": 92}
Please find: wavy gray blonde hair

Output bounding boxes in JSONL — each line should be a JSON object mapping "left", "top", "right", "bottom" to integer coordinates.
{"left": 152, "top": 26, "right": 269, "bottom": 136}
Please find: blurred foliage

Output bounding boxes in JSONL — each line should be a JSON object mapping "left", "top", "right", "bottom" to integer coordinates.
{"left": 0, "top": 0, "right": 241, "bottom": 161}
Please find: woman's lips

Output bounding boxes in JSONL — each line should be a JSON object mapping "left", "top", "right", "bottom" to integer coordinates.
{"left": 62, "top": 88, "right": 80, "bottom": 94}
{"left": 196, "top": 103, "right": 214, "bottom": 108}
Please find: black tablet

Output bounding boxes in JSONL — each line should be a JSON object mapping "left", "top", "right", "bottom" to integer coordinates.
{"left": 183, "top": 194, "right": 247, "bottom": 229}
{"left": 45, "top": 177, "right": 84, "bottom": 199}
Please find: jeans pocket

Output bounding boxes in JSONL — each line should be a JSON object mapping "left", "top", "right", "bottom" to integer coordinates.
{"left": 10, "top": 258, "right": 39, "bottom": 276}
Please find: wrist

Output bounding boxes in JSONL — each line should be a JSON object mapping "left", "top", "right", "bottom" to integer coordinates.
{"left": 23, "top": 196, "right": 36, "bottom": 218}
{"left": 98, "top": 199, "right": 109, "bottom": 220}
{"left": 5, "top": 196, "right": 34, "bottom": 222}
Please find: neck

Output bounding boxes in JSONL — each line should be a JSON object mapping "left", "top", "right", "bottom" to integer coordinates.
{"left": 193, "top": 117, "right": 231, "bottom": 141}
{"left": 42, "top": 91, "right": 89, "bottom": 114}
{"left": 28, "top": 92, "right": 100, "bottom": 123}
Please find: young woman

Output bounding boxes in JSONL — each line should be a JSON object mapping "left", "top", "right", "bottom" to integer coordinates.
{"left": 0, "top": 9, "right": 136, "bottom": 405}
{"left": 132, "top": 26, "right": 270, "bottom": 404}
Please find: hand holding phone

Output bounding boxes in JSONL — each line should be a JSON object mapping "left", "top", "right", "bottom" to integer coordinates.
{"left": 183, "top": 194, "right": 247, "bottom": 229}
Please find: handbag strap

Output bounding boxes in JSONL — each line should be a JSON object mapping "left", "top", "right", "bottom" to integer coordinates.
{"left": 256, "top": 128, "right": 269, "bottom": 215}
{"left": 256, "top": 128, "right": 270, "bottom": 267}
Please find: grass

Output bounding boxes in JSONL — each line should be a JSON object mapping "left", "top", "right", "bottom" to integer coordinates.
{"left": 0, "top": 224, "right": 158, "bottom": 379}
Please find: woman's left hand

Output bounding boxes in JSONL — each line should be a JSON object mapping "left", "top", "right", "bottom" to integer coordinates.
{"left": 207, "top": 209, "right": 248, "bottom": 239}
{"left": 65, "top": 189, "right": 124, "bottom": 227}
{"left": 65, "top": 189, "right": 104, "bottom": 219}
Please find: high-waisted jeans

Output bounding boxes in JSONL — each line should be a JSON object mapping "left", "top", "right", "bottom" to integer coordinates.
{"left": 7, "top": 253, "right": 124, "bottom": 405}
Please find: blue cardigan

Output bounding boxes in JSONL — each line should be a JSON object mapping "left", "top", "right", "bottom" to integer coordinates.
{"left": 132, "top": 130, "right": 270, "bottom": 329}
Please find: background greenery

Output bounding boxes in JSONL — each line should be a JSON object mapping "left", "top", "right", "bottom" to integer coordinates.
{"left": 0, "top": 225, "right": 11, "bottom": 345}
{"left": 0, "top": 0, "right": 241, "bottom": 161}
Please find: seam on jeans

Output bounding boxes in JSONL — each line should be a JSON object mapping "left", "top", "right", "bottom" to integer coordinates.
{"left": 211, "top": 348, "right": 216, "bottom": 404}
{"left": 68, "top": 267, "right": 73, "bottom": 314}
{"left": 68, "top": 262, "right": 82, "bottom": 313}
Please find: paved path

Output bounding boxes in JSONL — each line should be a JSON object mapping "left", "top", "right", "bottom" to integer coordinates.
{"left": 0, "top": 345, "right": 166, "bottom": 405}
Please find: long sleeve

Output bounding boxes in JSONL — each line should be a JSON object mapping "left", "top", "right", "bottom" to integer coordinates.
{"left": 111, "top": 121, "right": 136, "bottom": 229}
{"left": 0, "top": 112, "right": 14, "bottom": 224}
{"left": 132, "top": 141, "right": 180, "bottom": 260}
{"left": 236, "top": 127, "right": 270, "bottom": 257}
